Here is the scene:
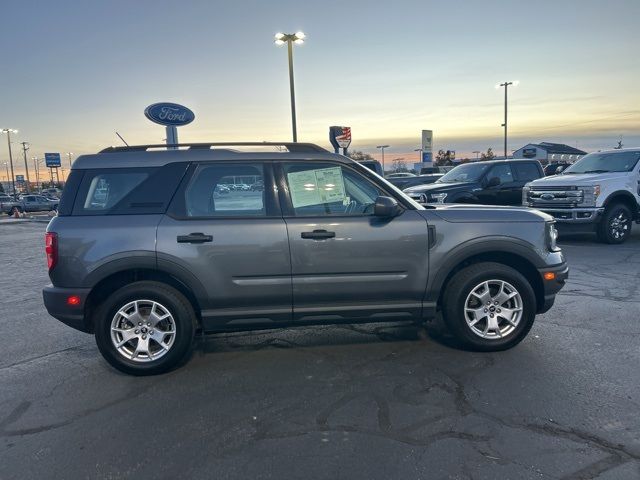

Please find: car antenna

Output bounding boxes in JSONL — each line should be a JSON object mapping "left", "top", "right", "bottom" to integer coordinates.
{"left": 115, "top": 131, "right": 130, "bottom": 146}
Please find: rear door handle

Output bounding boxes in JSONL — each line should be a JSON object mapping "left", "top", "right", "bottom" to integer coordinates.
{"left": 177, "top": 233, "right": 213, "bottom": 244}
{"left": 301, "top": 229, "right": 335, "bottom": 240}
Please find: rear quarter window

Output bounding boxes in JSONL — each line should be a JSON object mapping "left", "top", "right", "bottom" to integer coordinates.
{"left": 71, "top": 163, "right": 189, "bottom": 215}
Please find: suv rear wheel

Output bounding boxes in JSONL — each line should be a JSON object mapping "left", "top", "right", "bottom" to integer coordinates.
{"left": 442, "top": 262, "right": 536, "bottom": 351}
{"left": 94, "top": 281, "right": 196, "bottom": 375}
{"left": 597, "top": 204, "right": 632, "bottom": 244}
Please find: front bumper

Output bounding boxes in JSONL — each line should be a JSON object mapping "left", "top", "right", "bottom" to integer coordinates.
{"left": 537, "top": 262, "right": 569, "bottom": 314}
{"left": 43, "top": 284, "right": 92, "bottom": 333}
{"left": 532, "top": 207, "right": 604, "bottom": 224}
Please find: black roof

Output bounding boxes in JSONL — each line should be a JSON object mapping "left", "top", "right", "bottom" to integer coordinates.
{"left": 524, "top": 142, "right": 587, "bottom": 155}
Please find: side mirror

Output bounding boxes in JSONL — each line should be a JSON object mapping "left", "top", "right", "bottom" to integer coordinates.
{"left": 374, "top": 196, "right": 401, "bottom": 218}
{"left": 486, "top": 177, "right": 501, "bottom": 187}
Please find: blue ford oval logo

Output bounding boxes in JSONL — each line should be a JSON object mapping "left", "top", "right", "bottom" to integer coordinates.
{"left": 541, "top": 193, "right": 555, "bottom": 200}
{"left": 144, "top": 103, "right": 195, "bottom": 126}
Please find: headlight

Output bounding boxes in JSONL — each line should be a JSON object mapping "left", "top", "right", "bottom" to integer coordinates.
{"left": 580, "top": 185, "right": 600, "bottom": 206}
{"left": 522, "top": 185, "right": 530, "bottom": 206}
{"left": 546, "top": 222, "right": 560, "bottom": 252}
{"left": 430, "top": 193, "right": 448, "bottom": 203}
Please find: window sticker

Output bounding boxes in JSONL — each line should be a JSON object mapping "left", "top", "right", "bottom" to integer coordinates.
{"left": 287, "top": 167, "right": 346, "bottom": 208}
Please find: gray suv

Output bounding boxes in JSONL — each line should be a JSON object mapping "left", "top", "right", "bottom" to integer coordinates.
{"left": 43, "top": 143, "right": 568, "bottom": 375}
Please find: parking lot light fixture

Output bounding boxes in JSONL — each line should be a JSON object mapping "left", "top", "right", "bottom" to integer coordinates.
{"left": 274, "top": 31, "right": 306, "bottom": 142}
{"left": 497, "top": 81, "right": 518, "bottom": 158}
{"left": 377, "top": 145, "right": 390, "bottom": 173}
{"left": 1, "top": 128, "right": 18, "bottom": 198}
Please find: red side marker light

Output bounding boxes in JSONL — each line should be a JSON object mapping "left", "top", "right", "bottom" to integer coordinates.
{"left": 67, "top": 295, "right": 81, "bottom": 306}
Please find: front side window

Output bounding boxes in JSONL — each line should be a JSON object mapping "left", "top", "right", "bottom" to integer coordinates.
{"left": 184, "top": 163, "right": 265, "bottom": 217}
{"left": 488, "top": 164, "right": 514, "bottom": 184}
{"left": 512, "top": 163, "right": 541, "bottom": 182}
{"left": 283, "top": 163, "right": 383, "bottom": 216}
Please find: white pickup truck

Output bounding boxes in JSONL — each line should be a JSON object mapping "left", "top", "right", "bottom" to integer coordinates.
{"left": 523, "top": 149, "right": 640, "bottom": 244}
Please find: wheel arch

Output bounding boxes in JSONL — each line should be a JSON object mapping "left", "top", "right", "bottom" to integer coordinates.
{"left": 428, "top": 239, "right": 546, "bottom": 313}
{"left": 603, "top": 191, "right": 639, "bottom": 219}
{"left": 84, "top": 266, "right": 205, "bottom": 333}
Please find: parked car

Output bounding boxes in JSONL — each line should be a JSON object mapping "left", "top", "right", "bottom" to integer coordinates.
{"left": 419, "top": 166, "right": 454, "bottom": 174}
{"left": 404, "top": 159, "right": 544, "bottom": 206}
{"left": 524, "top": 149, "right": 640, "bottom": 243}
{"left": 19, "top": 194, "right": 59, "bottom": 213}
{"left": 387, "top": 174, "right": 443, "bottom": 190}
{"left": 356, "top": 159, "right": 384, "bottom": 177}
{"left": 43, "top": 142, "right": 567, "bottom": 375}
{"left": 40, "top": 188, "right": 63, "bottom": 198}
{"left": 0, "top": 194, "right": 23, "bottom": 215}
{"left": 544, "top": 162, "right": 571, "bottom": 176}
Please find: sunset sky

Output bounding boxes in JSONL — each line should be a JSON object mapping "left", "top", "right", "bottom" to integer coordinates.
{"left": 1, "top": 0, "right": 639, "bottom": 175}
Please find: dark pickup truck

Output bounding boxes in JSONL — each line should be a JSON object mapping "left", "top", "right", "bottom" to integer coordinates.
{"left": 404, "top": 159, "right": 544, "bottom": 205}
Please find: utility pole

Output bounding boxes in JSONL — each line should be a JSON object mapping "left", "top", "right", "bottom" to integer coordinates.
{"left": 20, "top": 142, "right": 31, "bottom": 193}
{"left": 1, "top": 129, "right": 18, "bottom": 198}
{"left": 376, "top": 145, "right": 390, "bottom": 174}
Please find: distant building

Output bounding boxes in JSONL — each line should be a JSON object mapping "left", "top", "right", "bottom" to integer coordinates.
{"left": 513, "top": 142, "right": 587, "bottom": 164}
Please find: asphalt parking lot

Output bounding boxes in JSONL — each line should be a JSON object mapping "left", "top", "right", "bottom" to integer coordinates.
{"left": 1, "top": 221, "right": 639, "bottom": 480}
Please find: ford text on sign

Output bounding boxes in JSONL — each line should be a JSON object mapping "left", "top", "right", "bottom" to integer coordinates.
{"left": 144, "top": 103, "right": 195, "bottom": 126}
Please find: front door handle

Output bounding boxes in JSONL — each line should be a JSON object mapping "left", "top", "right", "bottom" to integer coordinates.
{"left": 301, "top": 229, "right": 336, "bottom": 240}
{"left": 177, "top": 232, "right": 213, "bottom": 244}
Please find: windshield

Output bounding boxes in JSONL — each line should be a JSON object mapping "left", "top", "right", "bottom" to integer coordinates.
{"left": 563, "top": 151, "right": 640, "bottom": 174}
{"left": 437, "top": 163, "right": 490, "bottom": 183}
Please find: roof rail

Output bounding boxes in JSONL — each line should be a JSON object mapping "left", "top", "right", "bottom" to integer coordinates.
{"left": 99, "top": 142, "right": 328, "bottom": 154}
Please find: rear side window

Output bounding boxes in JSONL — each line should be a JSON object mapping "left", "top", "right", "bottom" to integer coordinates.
{"left": 513, "top": 162, "right": 541, "bottom": 182}
{"left": 183, "top": 163, "right": 265, "bottom": 217}
{"left": 72, "top": 163, "right": 188, "bottom": 215}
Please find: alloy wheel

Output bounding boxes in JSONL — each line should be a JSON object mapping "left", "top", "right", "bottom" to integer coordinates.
{"left": 464, "top": 280, "right": 523, "bottom": 339}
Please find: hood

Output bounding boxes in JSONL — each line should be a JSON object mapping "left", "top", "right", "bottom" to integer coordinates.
{"left": 530, "top": 171, "right": 629, "bottom": 186}
{"left": 403, "top": 181, "right": 476, "bottom": 194}
{"left": 422, "top": 204, "right": 552, "bottom": 223}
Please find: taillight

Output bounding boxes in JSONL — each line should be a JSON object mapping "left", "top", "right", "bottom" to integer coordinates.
{"left": 45, "top": 232, "right": 58, "bottom": 270}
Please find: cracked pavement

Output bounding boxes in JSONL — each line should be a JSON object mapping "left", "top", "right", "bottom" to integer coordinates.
{"left": 1, "top": 222, "right": 639, "bottom": 479}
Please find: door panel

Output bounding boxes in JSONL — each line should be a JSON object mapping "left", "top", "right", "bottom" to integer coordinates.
{"left": 158, "top": 162, "right": 292, "bottom": 327}
{"left": 285, "top": 212, "right": 430, "bottom": 321}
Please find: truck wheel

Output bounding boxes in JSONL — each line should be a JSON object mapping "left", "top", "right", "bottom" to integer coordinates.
{"left": 597, "top": 204, "right": 632, "bottom": 244}
{"left": 442, "top": 262, "right": 537, "bottom": 351}
{"left": 94, "top": 281, "right": 196, "bottom": 375}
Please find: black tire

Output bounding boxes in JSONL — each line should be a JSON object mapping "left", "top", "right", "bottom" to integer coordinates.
{"left": 597, "top": 204, "right": 632, "bottom": 244}
{"left": 94, "top": 281, "right": 196, "bottom": 375}
{"left": 442, "top": 262, "right": 537, "bottom": 351}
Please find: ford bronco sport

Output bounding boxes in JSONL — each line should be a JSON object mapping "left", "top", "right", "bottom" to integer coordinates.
{"left": 43, "top": 142, "right": 568, "bottom": 375}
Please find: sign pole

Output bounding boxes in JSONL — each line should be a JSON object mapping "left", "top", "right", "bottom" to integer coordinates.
{"left": 166, "top": 125, "right": 178, "bottom": 149}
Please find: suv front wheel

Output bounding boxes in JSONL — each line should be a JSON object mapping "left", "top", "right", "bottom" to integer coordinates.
{"left": 95, "top": 281, "right": 196, "bottom": 375}
{"left": 442, "top": 262, "right": 536, "bottom": 351}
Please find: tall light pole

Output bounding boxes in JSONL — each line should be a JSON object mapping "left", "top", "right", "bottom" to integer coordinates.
{"left": 1, "top": 129, "right": 18, "bottom": 197}
{"left": 376, "top": 145, "right": 390, "bottom": 174}
{"left": 496, "top": 81, "right": 518, "bottom": 158}
{"left": 66, "top": 152, "right": 74, "bottom": 170}
{"left": 32, "top": 156, "right": 40, "bottom": 191}
{"left": 20, "top": 142, "right": 31, "bottom": 193}
{"left": 274, "top": 31, "right": 305, "bottom": 142}
{"left": 3, "top": 162, "right": 9, "bottom": 187}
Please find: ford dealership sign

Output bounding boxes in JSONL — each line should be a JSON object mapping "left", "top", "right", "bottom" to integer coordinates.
{"left": 144, "top": 102, "right": 195, "bottom": 126}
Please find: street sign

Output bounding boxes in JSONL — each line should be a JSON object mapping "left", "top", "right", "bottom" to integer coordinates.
{"left": 421, "top": 130, "right": 433, "bottom": 164}
{"left": 144, "top": 103, "right": 195, "bottom": 126}
{"left": 329, "top": 126, "right": 351, "bottom": 152}
{"left": 45, "top": 153, "right": 61, "bottom": 167}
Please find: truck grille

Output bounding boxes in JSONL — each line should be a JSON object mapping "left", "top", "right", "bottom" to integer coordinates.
{"left": 526, "top": 187, "right": 583, "bottom": 208}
